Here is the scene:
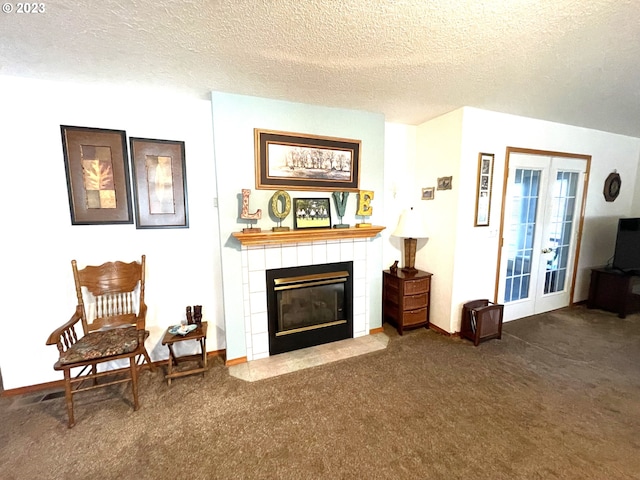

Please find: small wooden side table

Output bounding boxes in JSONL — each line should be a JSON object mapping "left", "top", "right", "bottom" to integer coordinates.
{"left": 161, "top": 321, "right": 208, "bottom": 385}
{"left": 382, "top": 269, "right": 432, "bottom": 335}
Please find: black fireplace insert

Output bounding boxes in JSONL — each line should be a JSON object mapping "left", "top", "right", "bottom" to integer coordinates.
{"left": 266, "top": 261, "right": 353, "bottom": 355}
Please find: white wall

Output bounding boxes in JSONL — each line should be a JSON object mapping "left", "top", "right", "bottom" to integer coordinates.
{"left": 421, "top": 106, "right": 640, "bottom": 333}
{"left": 210, "top": 92, "right": 386, "bottom": 362}
{"left": 382, "top": 123, "right": 417, "bottom": 268}
{"left": 413, "top": 110, "right": 465, "bottom": 332}
{"left": 0, "top": 75, "right": 224, "bottom": 390}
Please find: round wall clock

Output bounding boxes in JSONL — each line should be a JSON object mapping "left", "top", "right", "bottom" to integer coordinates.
{"left": 603, "top": 172, "right": 621, "bottom": 202}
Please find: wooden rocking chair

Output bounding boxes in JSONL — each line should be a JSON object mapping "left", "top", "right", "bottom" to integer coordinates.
{"left": 46, "top": 255, "right": 152, "bottom": 427}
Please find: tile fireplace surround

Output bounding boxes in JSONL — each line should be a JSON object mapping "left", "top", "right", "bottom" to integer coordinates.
{"left": 238, "top": 232, "right": 382, "bottom": 361}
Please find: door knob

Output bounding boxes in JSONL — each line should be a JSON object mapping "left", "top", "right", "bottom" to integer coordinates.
{"left": 541, "top": 247, "right": 554, "bottom": 254}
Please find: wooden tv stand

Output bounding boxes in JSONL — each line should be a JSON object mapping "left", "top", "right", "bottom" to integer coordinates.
{"left": 587, "top": 268, "right": 640, "bottom": 318}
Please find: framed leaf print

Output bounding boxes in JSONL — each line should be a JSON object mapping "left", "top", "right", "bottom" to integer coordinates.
{"left": 130, "top": 137, "right": 188, "bottom": 229}
{"left": 60, "top": 125, "right": 133, "bottom": 225}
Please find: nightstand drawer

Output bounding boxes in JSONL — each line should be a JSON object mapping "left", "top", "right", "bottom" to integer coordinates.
{"left": 403, "top": 307, "right": 427, "bottom": 326}
{"left": 404, "top": 293, "right": 428, "bottom": 311}
{"left": 404, "top": 277, "right": 429, "bottom": 295}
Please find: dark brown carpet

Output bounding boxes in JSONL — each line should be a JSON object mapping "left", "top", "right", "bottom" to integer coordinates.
{"left": 1, "top": 305, "right": 639, "bottom": 479}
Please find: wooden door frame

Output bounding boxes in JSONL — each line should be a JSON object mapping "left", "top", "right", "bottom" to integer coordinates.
{"left": 494, "top": 147, "right": 591, "bottom": 307}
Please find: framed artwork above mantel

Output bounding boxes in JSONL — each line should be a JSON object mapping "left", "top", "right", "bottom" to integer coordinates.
{"left": 254, "top": 129, "right": 361, "bottom": 191}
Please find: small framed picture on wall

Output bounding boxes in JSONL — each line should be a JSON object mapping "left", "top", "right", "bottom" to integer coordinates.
{"left": 422, "top": 187, "right": 435, "bottom": 200}
{"left": 474, "top": 153, "right": 494, "bottom": 226}
{"left": 437, "top": 176, "right": 452, "bottom": 190}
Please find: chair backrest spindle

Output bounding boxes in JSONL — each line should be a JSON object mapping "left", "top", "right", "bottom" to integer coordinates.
{"left": 72, "top": 256, "right": 146, "bottom": 333}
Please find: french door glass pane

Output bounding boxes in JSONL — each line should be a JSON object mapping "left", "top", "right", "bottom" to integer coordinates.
{"left": 544, "top": 171, "right": 579, "bottom": 294}
{"left": 505, "top": 169, "right": 540, "bottom": 302}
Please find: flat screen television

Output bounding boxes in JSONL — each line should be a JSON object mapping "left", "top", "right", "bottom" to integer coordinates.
{"left": 612, "top": 218, "right": 640, "bottom": 273}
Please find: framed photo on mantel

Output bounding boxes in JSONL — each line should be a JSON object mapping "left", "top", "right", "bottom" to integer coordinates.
{"left": 293, "top": 198, "right": 332, "bottom": 229}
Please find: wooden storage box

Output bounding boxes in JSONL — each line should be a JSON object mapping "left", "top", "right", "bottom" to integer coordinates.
{"left": 460, "top": 299, "right": 503, "bottom": 346}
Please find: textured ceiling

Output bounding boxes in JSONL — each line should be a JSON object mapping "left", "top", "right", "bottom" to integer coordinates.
{"left": 1, "top": 0, "right": 639, "bottom": 137}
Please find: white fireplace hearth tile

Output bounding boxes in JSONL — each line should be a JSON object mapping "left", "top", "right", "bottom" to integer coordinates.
{"left": 353, "top": 238, "right": 367, "bottom": 259}
{"left": 340, "top": 240, "right": 354, "bottom": 261}
{"left": 249, "top": 291, "right": 267, "bottom": 314}
{"left": 312, "top": 241, "right": 327, "bottom": 264}
{"left": 228, "top": 332, "right": 389, "bottom": 382}
{"left": 264, "top": 246, "right": 282, "bottom": 270}
{"left": 252, "top": 331, "right": 269, "bottom": 358}
{"left": 326, "top": 241, "right": 341, "bottom": 263}
{"left": 297, "top": 243, "right": 313, "bottom": 265}
{"left": 248, "top": 270, "right": 266, "bottom": 293}
{"left": 250, "top": 311, "right": 268, "bottom": 334}
{"left": 281, "top": 244, "right": 298, "bottom": 267}
{"left": 353, "top": 313, "right": 366, "bottom": 336}
{"left": 247, "top": 247, "right": 266, "bottom": 270}
{"left": 353, "top": 296, "right": 366, "bottom": 316}
{"left": 354, "top": 259, "right": 366, "bottom": 278}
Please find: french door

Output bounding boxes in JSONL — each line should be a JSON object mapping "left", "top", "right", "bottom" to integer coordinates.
{"left": 497, "top": 149, "right": 589, "bottom": 321}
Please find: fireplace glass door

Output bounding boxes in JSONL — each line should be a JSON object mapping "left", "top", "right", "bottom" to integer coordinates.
{"left": 276, "top": 272, "right": 347, "bottom": 335}
{"left": 267, "top": 262, "right": 353, "bottom": 355}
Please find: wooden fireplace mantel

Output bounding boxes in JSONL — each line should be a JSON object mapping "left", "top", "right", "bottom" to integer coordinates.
{"left": 232, "top": 226, "right": 385, "bottom": 246}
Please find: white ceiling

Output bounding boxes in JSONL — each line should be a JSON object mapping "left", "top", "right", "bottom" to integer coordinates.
{"left": 1, "top": 0, "right": 639, "bottom": 137}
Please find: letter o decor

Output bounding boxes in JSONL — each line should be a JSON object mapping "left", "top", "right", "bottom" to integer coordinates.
{"left": 270, "top": 190, "right": 291, "bottom": 220}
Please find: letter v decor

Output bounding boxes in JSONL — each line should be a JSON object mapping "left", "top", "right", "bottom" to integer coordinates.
{"left": 332, "top": 191, "right": 350, "bottom": 228}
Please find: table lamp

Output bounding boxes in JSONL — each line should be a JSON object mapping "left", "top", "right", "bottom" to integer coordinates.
{"left": 391, "top": 207, "right": 429, "bottom": 273}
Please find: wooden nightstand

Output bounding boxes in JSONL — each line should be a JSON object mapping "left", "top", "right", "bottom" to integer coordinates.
{"left": 382, "top": 269, "right": 432, "bottom": 335}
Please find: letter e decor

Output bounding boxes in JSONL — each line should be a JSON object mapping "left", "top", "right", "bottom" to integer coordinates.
{"left": 356, "top": 190, "right": 374, "bottom": 228}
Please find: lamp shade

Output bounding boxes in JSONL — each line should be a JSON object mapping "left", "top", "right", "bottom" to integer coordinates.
{"left": 391, "top": 207, "right": 429, "bottom": 239}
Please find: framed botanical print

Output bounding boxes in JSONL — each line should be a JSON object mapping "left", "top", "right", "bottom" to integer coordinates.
{"left": 129, "top": 137, "right": 189, "bottom": 229}
{"left": 61, "top": 125, "right": 133, "bottom": 225}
